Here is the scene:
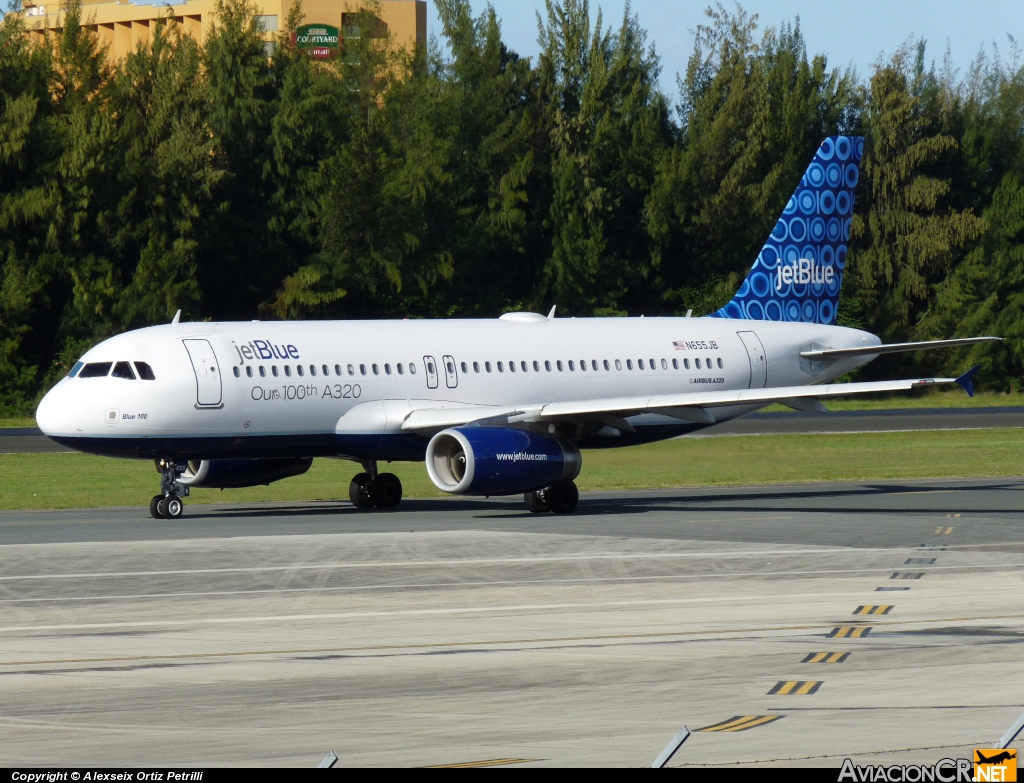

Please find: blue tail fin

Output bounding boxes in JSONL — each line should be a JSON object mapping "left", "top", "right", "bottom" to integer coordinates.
{"left": 710, "top": 135, "right": 865, "bottom": 325}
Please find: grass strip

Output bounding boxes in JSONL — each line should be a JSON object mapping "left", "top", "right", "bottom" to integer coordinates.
{"left": 1, "top": 428, "right": 1021, "bottom": 511}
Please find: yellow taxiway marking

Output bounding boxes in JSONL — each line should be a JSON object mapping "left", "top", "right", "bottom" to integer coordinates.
{"left": 827, "top": 626, "right": 871, "bottom": 638}
{"left": 802, "top": 652, "right": 850, "bottom": 663}
{"left": 853, "top": 605, "right": 893, "bottom": 615}
{"left": 426, "top": 758, "right": 537, "bottom": 768}
{"left": 697, "top": 715, "right": 783, "bottom": 732}
{"left": 769, "top": 681, "right": 822, "bottom": 695}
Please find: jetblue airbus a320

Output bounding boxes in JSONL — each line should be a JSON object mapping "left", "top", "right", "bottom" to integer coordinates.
{"left": 35, "top": 137, "right": 999, "bottom": 518}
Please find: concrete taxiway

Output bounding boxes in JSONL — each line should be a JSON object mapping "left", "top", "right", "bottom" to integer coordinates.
{"left": 1, "top": 480, "right": 1023, "bottom": 767}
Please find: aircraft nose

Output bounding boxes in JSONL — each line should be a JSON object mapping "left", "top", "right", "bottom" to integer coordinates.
{"left": 35, "top": 381, "right": 75, "bottom": 435}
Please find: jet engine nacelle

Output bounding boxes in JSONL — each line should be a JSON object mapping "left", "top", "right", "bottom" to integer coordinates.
{"left": 425, "top": 427, "right": 581, "bottom": 495}
{"left": 177, "top": 458, "right": 313, "bottom": 489}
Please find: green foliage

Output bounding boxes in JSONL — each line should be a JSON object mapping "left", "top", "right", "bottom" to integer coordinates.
{"left": 1, "top": 0, "right": 1023, "bottom": 412}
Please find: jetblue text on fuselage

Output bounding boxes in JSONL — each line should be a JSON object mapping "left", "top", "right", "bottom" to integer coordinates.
{"left": 776, "top": 258, "right": 836, "bottom": 290}
{"left": 234, "top": 340, "right": 300, "bottom": 362}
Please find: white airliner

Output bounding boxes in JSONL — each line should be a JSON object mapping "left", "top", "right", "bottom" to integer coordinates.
{"left": 35, "top": 137, "right": 998, "bottom": 518}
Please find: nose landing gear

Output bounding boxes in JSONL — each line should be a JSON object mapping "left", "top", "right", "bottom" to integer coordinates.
{"left": 349, "top": 461, "right": 403, "bottom": 510}
{"left": 151, "top": 459, "right": 187, "bottom": 519}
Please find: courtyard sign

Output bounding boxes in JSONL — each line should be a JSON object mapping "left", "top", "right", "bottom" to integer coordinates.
{"left": 294, "top": 24, "right": 340, "bottom": 58}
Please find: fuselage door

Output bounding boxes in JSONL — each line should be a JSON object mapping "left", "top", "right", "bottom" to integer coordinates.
{"left": 423, "top": 356, "right": 439, "bottom": 390}
{"left": 183, "top": 339, "right": 223, "bottom": 407}
{"left": 442, "top": 354, "right": 458, "bottom": 388}
{"left": 737, "top": 331, "right": 767, "bottom": 389}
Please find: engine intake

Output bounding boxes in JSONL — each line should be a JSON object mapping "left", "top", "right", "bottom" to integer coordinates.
{"left": 425, "top": 427, "right": 581, "bottom": 496}
{"left": 177, "top": 458, "right": 313, "bottom": 489}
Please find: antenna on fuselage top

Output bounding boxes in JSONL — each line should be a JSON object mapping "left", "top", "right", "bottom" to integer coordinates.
{"left": 547, "top": 305, "right": 556, "bottom": 321}
{"left": 171, "top": 309, "right": 181, "bottom": 325}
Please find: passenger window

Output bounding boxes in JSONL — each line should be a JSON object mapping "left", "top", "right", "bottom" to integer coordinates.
{"left": 461, "top": 362, "right": 468, "bottom": 373}
{"left": 591, "top": 360, "right": 598, "bottom": 371}
{"left": 533, "top": 361, "right": 540, "bottom": 372}
{"left": 485, "top": 361, "right": 492, "bottom": 372}
{"left": 661, "top": 358, "right": 667, "bottom": 369}
{"left": 650, "top": 358, "right": 656, "bottom": 369}
{"left": 580, "top": 360, "right": 586, "bottom": 371}
{"left": 672, "top": 358, "right": 678, "bottom": 370}
{"left": 79, "top": 362, "right": 113, "bottom": 378}
{"left": 385, "top": 364, "right": 391, "bottom": 375}
{"left": 637, "top": 359, "right": 644, "bottom": 370}
{"left": 683, "top": 358, "right": 690, "bottom": 369}
{"left": 322, "top": 364, "right": 329, "bottom": 376}
{"left": 447, "top": 360, "right": 455, "bottom": 374}
{"left": 545, "top": 360, "right": 552, "bottom": 371}
{"left": 297, "top": 365, "right": 304, "bottom": 377}
{"left": 246, "top": 366, "right": 253, "bottom": 378}
{"left": 360, "top": 364, "right": 367, "bottom": 375}
{"left": 409, "top": 363, "right": 417, "bottom": 374}
{"left": 614, "top": 359, "right": 621, "bottom": 370}
{"left": 111, "top": 361, "right": 136, "bottom": 380}
{"left": 567, "top": 360, "right": 574, "bottom": 371}
{"left": 272, "top": 366, "right": 279, "bottom": 377}
{"left": 717, "top": 358, "right": 724, "bottom": 369}
{"left": 509, "top": 361, "right": 516, "bottom": 373}
{"left": 307, "top": 365, "right": 314, "bottom": 377}
{"left": 397, "top": 363, "right": 404, "bottom": 375}
{"left": 284, "top": 366, "right": 292, "bottom": 377}
{"left": 521, "top": 361, "right": 527, "bottom": 372}
{"left": 707, "top": 356, "right": 712, "bottom": 368}
{"left": 627, "top": 359, "right": 633, "bottom": 370}
{"left": 348, "top": 364, "right": 355, "bottom": 375}
{"left": 497, "top": 361, "right": 504, "bottom": 372}
{"left": 695, "top": 358, "right": 701, "bottom": 369}
{"left": 335, "top": 364, "right": 342, "bottom": 376}
{"left": 372, "top": 364, "right": 379, "bottom": 375}
{"left": 604, "top": 360, "right": 610, "bottom": 370}
{"left": 232, "top": 366, "right": 240, "bottom": 378}
{"left": 426, "top": 362, "right": 434, "bottom": 374}
{"left": 68, "top": 361, "right": 84, "bottom": 378}
{"left": 259, "top": 366, "right": 266, "bottom": 377}
{"left": 473, "top": 362, "right": 480, "bottom": 372}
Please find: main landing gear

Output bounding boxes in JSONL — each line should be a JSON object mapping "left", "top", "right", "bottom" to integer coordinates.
{"left": 150, "top": 458, "right": 187, "bottom": 520}
{"left": 349, "top": 461, "right": 403, "bottom": 510}
{"left": 524, "top": 480, "right": 579, "bottom": 515}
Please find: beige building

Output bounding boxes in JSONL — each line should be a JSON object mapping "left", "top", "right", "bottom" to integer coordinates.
{"left": 20, "top": 0, "right": 426, "bottom": 61}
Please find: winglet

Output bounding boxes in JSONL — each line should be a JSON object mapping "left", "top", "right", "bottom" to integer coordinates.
{"left": 954, "top": 364, "right": 981, "bottom": 398}
{"left": 547, "top": 305, "right": 556, "bottom": 321}
{"left": 171, "top": 309, "right": 181, "bottom": 325}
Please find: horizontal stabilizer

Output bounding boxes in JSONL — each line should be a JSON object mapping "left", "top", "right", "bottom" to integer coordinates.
{"left": 955, "top": 364, "right": 981, "bottom": 398}
{"left": 800, "top": 337, "right": 1001, "bottom": 360}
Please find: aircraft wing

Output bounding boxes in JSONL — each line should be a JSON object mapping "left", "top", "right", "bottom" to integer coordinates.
{"left": 800, "top": 337, "right": 1000, "bottom": 360}
{"left": 400, "top": 367, "right": 980, "bottom": 432}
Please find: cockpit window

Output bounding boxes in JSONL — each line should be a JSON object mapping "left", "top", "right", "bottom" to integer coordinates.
{"left": 134, "top": 362, "right": 156, "bottom": 380}
{"left": 111, "top": 361, "right": 136, "bottom": 380}
{"left": 78, "top": 362, "right": 112, "bottom": 378}
{"left": 68, "top": 361, "right": 84, "bottom": 378}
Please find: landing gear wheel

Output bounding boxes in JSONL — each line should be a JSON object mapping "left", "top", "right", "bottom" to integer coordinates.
{"left": 545, "top": 481, "right": 579, "bottom": 515}
{"left": 524, "top": 490, "right": 549, "bottom": 514}
{"left": 373, "top": 473, "right": 403, "bottom": 509}
{"left": 163, "top": 495, "right": 184, "bottom": 519}
{"left": 150, "top": 495, "right": 165, "bottom": 519}
{"left": 349, "top": 472, "right": 375, "bottom": 509}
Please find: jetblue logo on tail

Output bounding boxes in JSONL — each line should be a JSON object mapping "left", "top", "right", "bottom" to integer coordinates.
{"left": 710, "top": 136, "right": 864, "bottom": 325}
{"left": 776, "top": 259, "right": 836, "bottom": 289}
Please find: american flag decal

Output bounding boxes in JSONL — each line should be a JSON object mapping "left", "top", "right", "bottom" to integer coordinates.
{"left": 672, "top": 341, "right": 687, "bottom": 350}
